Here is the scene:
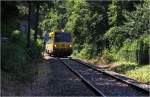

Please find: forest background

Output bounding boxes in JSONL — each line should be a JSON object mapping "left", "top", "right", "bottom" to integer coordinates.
{"left": 1, "top": 0, "right": 150, "bottom": 84}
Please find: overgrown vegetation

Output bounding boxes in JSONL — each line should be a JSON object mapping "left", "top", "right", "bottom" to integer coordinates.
{"left": 38, "top": 0, "right": 149, "bottom": 64}
{"left": 112, "top": 63, "right": 150, "bottom": 84}
{"left": 104, "top": 0, "right": 149, "bottom": 64}
{"left": 38, "top": 0, "right": 149, "bottom": 83}
{"left": 1, "top": 1, "right": 42, "bottom": 83}
{"left": 1, "top": 0, "right": 149, "bottom": 84}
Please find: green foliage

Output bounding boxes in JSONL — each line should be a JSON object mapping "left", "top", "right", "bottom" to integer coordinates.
{"left": 1, "top": 41, "right": 33, "bottom": 82}
{"left": 113, "top": 63, "right": 150, "bottom": 83}
{"left": 2, "top": 0, "right": 149, "bottom": 84}
{"left": 63, "top": 0, "right": 110, "bottom": 58}
{"left": 122, "top": 0, "right": 150, "bottom": 40}
{"left": 105, "top": 26, "right": 126, "bottom": 47}
{"left": 73, "top": 43, "right": 98, "bottom": 59}
{"left": 40, "top": 11, "right": 60, "bottom": 32}
{"left": 1, "top": 30, "right": 42, "bottom": 82}
{"left": 1, "top": 2, "right": 42, "bottom": 83}
{"left": 28, "top": 39, "right": 43, "bottom": 59}
{"left": 39, "top": 0, "right": 149, "bottom": 65}
{"left": 125, "top": 65, "right": 150, "bottom": 84}
{"left": 10, "top": 30, "right": 27, "bottom": 47}
{"left": 108, "top": 35, "right": 149, "bottom": 64}
{"left": 102, "top": 0, "right": 149, "bottom": 64}
{"left": 1, "top": 30, "right": 41, "bottom": 82}
{"left": 100, "top": 49, "right": 115, "bottom": 64}
{"left": 107, "top": 0, "right": 125, "bottom": 26}
{"left": 113, "top": 63, "right": 138, "bottom": 73}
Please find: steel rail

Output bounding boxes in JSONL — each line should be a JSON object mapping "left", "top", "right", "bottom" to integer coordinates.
{"left": 69, "top": 58, "right": 150, "bottom": 94}
{"left": 57, "top": 58, "right": 106, "bottom": 97}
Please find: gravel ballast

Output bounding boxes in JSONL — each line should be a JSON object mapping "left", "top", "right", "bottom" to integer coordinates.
{"left": 24, "top": 57, "right": 97, "bottom": 96}
{"left": 62, "top": 58, "right": 149, "bottom": 96}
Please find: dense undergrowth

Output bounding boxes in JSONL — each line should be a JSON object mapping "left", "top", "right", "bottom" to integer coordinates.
{"left": 69, "top": 0, "right": 149, "bottom": 83}
{"left": 71, "top": 1, "right": 149, "bottom": 64}
{"left": 1, "top": 0, "right": 149, "bottom": 85}
{"left": 1, "top": 30, "right": 43, "bottom": 83}
{"left": 112, "top": 62, "right": 150, "bottom": 84}
{"left": 1, "top": 2, "right": 43, "bottom": 83}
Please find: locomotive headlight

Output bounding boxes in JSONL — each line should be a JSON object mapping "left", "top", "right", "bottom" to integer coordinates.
{"left": 69, "top": 44, "right": 72, "bottom": 47}
{"left": 54, "top": 44, "right": 57, "bottom": 47}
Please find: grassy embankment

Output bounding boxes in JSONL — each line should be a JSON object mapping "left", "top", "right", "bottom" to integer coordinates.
{"left": 73, "top": 36, "right": 150, "bottom": 84}
{"left": 113, "top": 62, "right": 149, "bottom": 84}
{"left": 77, "top": 58, "right": 150, "bottom": 84}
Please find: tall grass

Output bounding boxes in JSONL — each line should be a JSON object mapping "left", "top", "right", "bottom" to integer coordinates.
{"left": 125, "top": 65, "right": 150, "bottom": 84}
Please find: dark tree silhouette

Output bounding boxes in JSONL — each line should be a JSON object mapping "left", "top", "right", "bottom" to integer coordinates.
{"left": 27, "top": 1, "right": 31, "bottom": 48}
{"left": 34, "top": 2, "right": 40, "bottom": 41}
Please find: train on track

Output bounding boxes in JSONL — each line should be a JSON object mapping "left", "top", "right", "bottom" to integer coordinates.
{"left": 44, "top": 30, "right": 73, "bottom": 56}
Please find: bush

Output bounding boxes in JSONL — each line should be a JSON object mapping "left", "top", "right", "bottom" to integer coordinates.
{"left": 27, "top": 39, "right": 43, "bottom": 59}
{"left": 1, "top": 41, "right": 34, "bottom": 82}
{"left": 73, "top": 43, "right": 98, "bottom": 59}
{"left": 113, "top": 63, "right": 150, "bottom": 83}
{"left": 99, "top": 50, "right": 115, "bottom": 64}
{"left": 116, "top": 35, "right": 149, "bottom": 64}
{"left": 10, "top": 30, "right": 27, "bottom": 48}
{"left": 125, "top": 65, "right": 150, "bottom": 84}
{"left": 1, "top": 30, "right": 42, "bottom": 82}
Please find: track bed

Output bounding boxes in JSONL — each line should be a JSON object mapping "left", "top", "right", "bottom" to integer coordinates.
{"left": 60, "top": 58, "right": 149, "bottom": 96}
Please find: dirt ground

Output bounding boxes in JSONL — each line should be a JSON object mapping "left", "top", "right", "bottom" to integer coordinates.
{"left": 1, "top": 53, "right": 96, "bottom": 96}
{"left": 1, "top": 54, "right": 51, "bottom": 96}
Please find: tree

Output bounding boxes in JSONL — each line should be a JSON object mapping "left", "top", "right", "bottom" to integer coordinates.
{"left": 1, "top": 1, "right": 19, "bottom": 37}
{"left": 27, "top": 1, "right": 31, "bottom": 48}
{"left": 34, "top": 2, "right": 40, "bottom": 41}
{"left": 107, "top": 0, "right": 125, "bottom": 26}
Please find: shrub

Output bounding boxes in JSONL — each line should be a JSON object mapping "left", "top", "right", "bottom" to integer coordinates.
{"left": 1, "top": 30, "right": 42, "bottom": 82}
{"left": 116, "top": 35, "right": 149, "bottom": 64}
{"left": 27, "top": 39, "right": 43, "bottom": 59}
{"left": 1, "top": 41, "right": 34, "bottom": 82}
{"left": 99, "top": 50, "right": 115, "bottom": 64}
{"left": 73, "top": 43, "right": 98, "bottom": 59}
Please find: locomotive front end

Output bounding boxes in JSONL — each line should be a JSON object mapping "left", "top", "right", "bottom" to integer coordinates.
{"left": 53, "top": 32, "right": 73, "bottom": 56}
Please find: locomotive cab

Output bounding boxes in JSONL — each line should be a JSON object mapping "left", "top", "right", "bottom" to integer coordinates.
{"left": 45, "top": 31, "right": 73, "bottom": 56}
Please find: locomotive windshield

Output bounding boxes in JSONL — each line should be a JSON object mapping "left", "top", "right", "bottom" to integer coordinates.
{"left": 55, "top": 32, "right": 71, "bottom": 42}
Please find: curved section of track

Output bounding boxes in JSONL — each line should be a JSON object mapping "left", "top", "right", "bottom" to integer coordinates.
{"left": 71, "top": 58, "right": 150, "bottom": 93}
{"left": 47, "top": 57, "right": 98, "bottom": 96}
{"left": 58, "top": 58, "right": 149, "bottom": 96}
{"left": 58, "top": 58, "right": 105, "bottom": 97}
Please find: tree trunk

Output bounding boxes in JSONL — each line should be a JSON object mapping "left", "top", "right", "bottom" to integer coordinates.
{"left": 27, "top": 1, "right": 31, "bottom": 48}
{"left": 34, "top": 2, "right": 40, "bottom": 42}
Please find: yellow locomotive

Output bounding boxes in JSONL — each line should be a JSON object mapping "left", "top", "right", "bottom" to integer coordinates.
{"left": 45, "top": 30, "right": 72, "bottom": 56}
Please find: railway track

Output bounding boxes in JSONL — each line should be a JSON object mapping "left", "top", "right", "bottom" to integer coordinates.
{"left": 58, "top": 57, "right": 149, "bottom": 97}
{"left": 47, "top": 57, "right": 98, "bottom": 96}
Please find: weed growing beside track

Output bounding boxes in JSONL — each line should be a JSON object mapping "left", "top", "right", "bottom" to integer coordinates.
{"left": 78, "top": 58, "right": 150, "bottom": 84}
{"left": 116, "top": 64, "right": 150, "bottom": 84}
